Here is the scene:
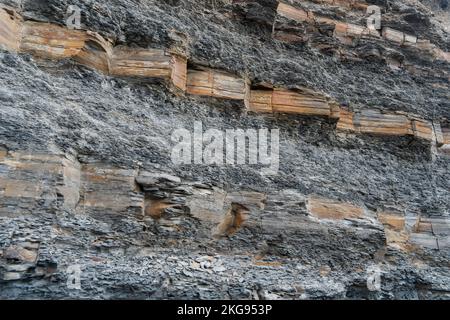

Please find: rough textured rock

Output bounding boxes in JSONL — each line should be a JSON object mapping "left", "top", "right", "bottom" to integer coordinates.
{"left": 0, "top": 0, "right": 449, "bottom": 300}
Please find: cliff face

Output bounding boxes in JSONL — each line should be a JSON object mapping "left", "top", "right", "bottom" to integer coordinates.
{"left": 0, "top": 0, "right": 449, "bottom": 299}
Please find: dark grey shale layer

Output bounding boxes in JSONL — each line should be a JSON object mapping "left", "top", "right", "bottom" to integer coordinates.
{"left": 0, "top": 0, "right": 449, "bottom": 299}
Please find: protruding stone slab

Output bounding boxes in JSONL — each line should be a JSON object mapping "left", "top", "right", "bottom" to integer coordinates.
{"left": 0, "top": 8, "right": 188, "bottom": 90}
{"left": 0, "top": 7, "right": 21, "bottom": 51}
{"left": 315, "top": 0, "right": 368, "bottom": 10}
{"left": 111, "top": 46, "right": 173, "bottom": 78}
{"left": 74, "top": 31, "right": 113, "bottom": 74}
{"left": 186, "top": 187, "right": 228, "bottom": 224}
{"left": 378, "top": 212, "right": 405, "bottom": 232}
{"left": 404, "top": 33, "right": 417, "bottom": 44}
{"left": 1, "top": 240, "right": 45, "bottom": 281}
{"left": 434, "top": 122, "right": 445, "bottom": 147}
{"left": 249, "top": 89, "right": 331, "bottom": 116}
{"left": 0, "top": 152, "right": 81, "bottom": 216}
{"left": 109, "top": 46, "right": 187, "bottom": 90}
{"left": 307, "top": 196, "right": 364, "bottom": 220}
{"left": 335, "top": 108, "right": 354, "bottom": 131}
{"left": 357, "top": 110, "right": 412, "bottom": 135}
{"left": 187, "top": 68, "right": 249, "bottom": 101}
{"left": 409, "top": 233, "right": 439, "bottom": 249}
{"left": 4, "top": 245, "right": 38, "bottom": 263}
{"left": 277, "top": 2, "right": 311, "bottom": 22}
{"left": 274, "top": 2, "right": 449, "bottom": 66}
{"left": 79, "top": 165, "right": 143, "bottom": 216}
{"left": 136, "top": 171, "right": 182, "bottom": 188}
{"left": 434, "top": 122, "right": 450, "bottom": 153}
{"left": 337, "top": 109, "right": 445, "bottom": 143}
{"left": 249, "top": 90, "right": 273, "bottom": 113}
{"left": 337, "top": 109, "right": 413, "bottom": 136}
{"left": 261, "top": 190, "right": 309, "bottom": 231}
{"left": 438, "top": 236, "right": 450, "bottom": 250}
{"left": 431, "top": 47, "right": 450, "bottom": 62}
{"left": 272, "top": 89, "right": 331, "bottom": 116}
{"left": 60, "top": 158, "right": 82, "bottom": 209}
{"left": 415, "top": 218, "right": 433, "bottom": 233}
{"left": 334, "top": 22, "right": 369, "bottom": 39}
{"left": 411, "top": 119, "right": 434, "bottom": 141}
{"left": 442, "top": 125, "right": 450, "bottom": 145}
{"left": 382, "top": 27, "right": 405, "bottom": 45}
{"left": 384, "top": 229, "right": 409, "bottom": 249}
{"left": 422, "top": 217, "right": 450, "bottom": 237}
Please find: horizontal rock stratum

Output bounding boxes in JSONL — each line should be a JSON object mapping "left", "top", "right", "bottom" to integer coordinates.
{"left": 0, "top": 0, "right": 449, "bottom": 300}
{"left": 0, "top": 6, "right": 449, "bottom": 147}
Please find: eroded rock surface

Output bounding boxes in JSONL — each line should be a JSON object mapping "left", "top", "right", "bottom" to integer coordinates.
{"left": 0, "top": 0, "right": 449, "bottom": 299}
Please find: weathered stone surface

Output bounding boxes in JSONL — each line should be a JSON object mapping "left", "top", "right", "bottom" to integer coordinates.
{"left": 438, "top": 236, "right": 450, "bottom": 250}
{"left": 171, "top": 55, "right": 188, "bottom": 91}
{"left": 187, "top": 67, "right": 249, "bottom": 101}
{"left": 382, "top": 27, "right": 406, "bottom": 45}
{"left": 0, "top": 152, "right": 80, "bottom": 216}
{"left": 110, "top": 45, "right": 188, "bottom": 90}
{"left": 213, "top": 203, "right": 250, "bottom": 237}
{"left": 20, "top": 22, "right": 86, "bottom": 59}
{"left": 338, "top": 110, "right": 412, "bottom": 136}
{"left": 78, "top": 164, "right": 143, "bottom": 218}
{"left": 336, "top": 109, "right": 439, "bottom": 142}
{"left": 248, "top": 90, "right": 273, "bottom": 113}
{"left": 307, "top": 196, "right": 364, "bottom": 220}
{"left": 0, "top": 0, "right": 449, "bottom": 300}
{"left": 249, "top": 88, "right": 330, "bottom": 116}
{"left": 0, "top": 6, "right": 20, "bottom": 51}
{"left": 272, "top": 89, "right": 330, "bottom": 116}
{"left": 277, "top": 2, "right": 311, "bottom": 22}
{"left": 136, "top": 171, "right": 182, "bottom": 187}
{"left": 111, "top": 47, "right": 173, "bottom": 78}
{"left": 378, "top": 212, "right": 405, "bottom": 232}
{"left": 409, "top": 233, "right": 439, "bottom": 250}
{"left": 411, "top": 119, "right": 434, "bottom": 141}
{"left": 0, "top": 6, "right": 445, "bottom": 143}
{"left": 0, "top": 7, "right": 188, "bottom": 90}
{"left": 4, "top": 245, "right": 37, "bottom": 263}
{"left": 73, "top": 31, "right": 113, "bottom": 74}
{"left": 442, "top": 125, "right": 450, "bottom": 145}
{"left": 273, "top": 0, "right": 450, "bottom": 72}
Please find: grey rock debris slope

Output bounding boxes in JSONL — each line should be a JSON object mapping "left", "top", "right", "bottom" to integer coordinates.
{"left": 0, "top": 0, "right": 449, "bottom": 299}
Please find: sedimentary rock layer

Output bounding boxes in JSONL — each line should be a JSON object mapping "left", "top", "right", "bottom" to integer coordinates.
{"left": 0, "top": 7, "right": 187, "bottom": 90}
{"left": 0, "top": 0, "right": 449, "bottom": 300}
{"left": 187, "top": 67, "right": 249, "bottom": 101}
{"left": 273, "top": 1, "right": 450, "bottom": 79}
{"left": 2, "top": 151, "right": 448, "bottom": 256}
{"left": 0, "top": 6, "right": 447, "bottom": 148}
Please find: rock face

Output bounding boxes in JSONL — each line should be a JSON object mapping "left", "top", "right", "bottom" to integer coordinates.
{"left": 0, "top": 0, "right": 449, "bottom": 299}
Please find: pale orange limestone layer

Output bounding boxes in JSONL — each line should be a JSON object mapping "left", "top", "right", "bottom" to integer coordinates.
{"left": 186, "top": 68, "right": 250, "bottom": 103}
{"left": 336, "top": 109, "right": 440, "bottom": 143}
{"left": 1, "top": 151, "right": 449, "bottom": 251}
{"left": 0, "top": 7, "right": 187, "bottom": 91}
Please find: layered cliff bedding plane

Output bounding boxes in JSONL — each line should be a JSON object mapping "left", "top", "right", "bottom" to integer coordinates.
{"left": 0, "top": 0, "right": 449, "bottom": 304}
{"left": 20, "top": 22, "right": 87, "bottom": 59}
{"left": 273, "top": 1, "right": 450, "bottom": 78}
{"left": 72, "top": 32, "right": 111, "bottom": 74}
{"left": 187, "top": 67, "right": 249, "bottom": 101}
{"left": 0, "top": 6, "right": 20, "bottom": 51}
